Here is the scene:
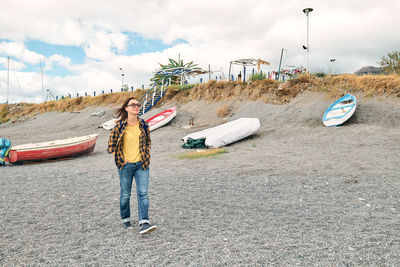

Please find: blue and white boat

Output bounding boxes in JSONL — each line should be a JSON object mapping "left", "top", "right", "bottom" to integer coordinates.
{"left": 322, "top": 94, "right": 357, "bottom": 127}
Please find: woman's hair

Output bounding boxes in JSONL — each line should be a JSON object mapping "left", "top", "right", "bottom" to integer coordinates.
{"left": 116, "top": 97, "right": 138, "bottom": 121}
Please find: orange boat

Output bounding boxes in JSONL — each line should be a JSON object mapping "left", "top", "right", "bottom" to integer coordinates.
{"left": 7, "top": 134, "right": 98, "bottom": 163}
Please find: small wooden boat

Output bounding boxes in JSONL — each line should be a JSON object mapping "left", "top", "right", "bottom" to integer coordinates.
{"left": 322, "top": 94, "right": 357, "bottom": 127}
{"left": 7, "top": 134, "right": 99, "bottom": 163}
{"left": 147, "top": 106, "right": 177, "bottom": 131}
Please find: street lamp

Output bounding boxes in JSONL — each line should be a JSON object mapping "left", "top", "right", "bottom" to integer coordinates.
{"left": 303, "top": 7, "right": 313, "bottom": 73}
{"left": 330, "top": 58, "right": 336, "bottom": 75}
{"left": 119, "top": 67, "right": 125, "bottom": 90}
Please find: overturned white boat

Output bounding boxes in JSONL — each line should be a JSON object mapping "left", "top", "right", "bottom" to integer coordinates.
{"left": 101, "top": 118, "right": 118, "bottom": 130}
{"left": 182, "top": 118, "right": 260, "bottom": 148}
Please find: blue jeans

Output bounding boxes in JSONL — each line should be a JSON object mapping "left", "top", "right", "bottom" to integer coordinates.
{"left": 118, "top": 162, "right": 150, "bottom": 225}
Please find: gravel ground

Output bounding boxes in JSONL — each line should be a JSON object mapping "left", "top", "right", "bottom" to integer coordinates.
{"left": 1, "top": 94, "right": 399, "bottom": 266}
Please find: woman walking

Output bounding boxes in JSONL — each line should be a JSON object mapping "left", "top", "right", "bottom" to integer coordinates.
{"left": 108, "top": 97, "right": 157, "bottom": 235}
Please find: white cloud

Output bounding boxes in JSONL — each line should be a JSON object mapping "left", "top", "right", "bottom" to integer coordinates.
{"left": 0, "top": 0, "right": 400, "bottom": 103}
{"left": 0, "top": 57, "right": 26, "bottom": 71}
{"left": 0, "top": 41, "right": 44, "bottom": 65}
{"left": 83, "top": 30, "right": 128, "bottom": 61}
{"left": 45, "top": 54, "right": 72, "bottom": 71}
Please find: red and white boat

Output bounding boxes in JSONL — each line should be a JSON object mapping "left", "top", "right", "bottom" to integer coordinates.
{"left": 7, "top": 134, "right": 99, "bottom": 163}
{"left": 147, "top": 106, "right": 177, "bottom": 131}
{"left": 101, "top": 107, "right": 177, "bottom": 131}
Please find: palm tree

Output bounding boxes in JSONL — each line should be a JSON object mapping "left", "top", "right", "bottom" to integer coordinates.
{"left": 151, "top": 57, "right": 201, "bottom": 86}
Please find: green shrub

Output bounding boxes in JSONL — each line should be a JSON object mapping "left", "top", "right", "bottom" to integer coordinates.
{"left": 168, "top": 84, "right": 195, "bottom": 91}
{"left": 313, "top": 72, "right": 326, "bottom": 78}
{"left": 251, "top": 73, "right": 267, "bottom": 81}
{"left": 179, "top": 84, "right": 195, "bottom": 91}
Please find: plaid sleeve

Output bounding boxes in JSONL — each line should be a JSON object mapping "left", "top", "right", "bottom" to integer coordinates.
{"left": 145, "top": 121, "right": 151, "bottom": 152}
{"left": 138, "top": 120, "right": 151, "bottom": 170}
{"left": 107, "top": 124, "right": 118, "bottom": 153}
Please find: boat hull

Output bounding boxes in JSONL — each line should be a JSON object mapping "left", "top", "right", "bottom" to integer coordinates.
{"left": 182, "top": 118, "right": 260, "bottom": 148}
{"left": 101, "top": 107, "right": 177, "bottom": 131}
{"left": 147, "top": 106, "right": 177, "bottom": 131}
{"left": 322, "top": 94, "right": 357, "bottom": 127}
{"left": 8, "top": 134, "right": 98, "bottom": 163}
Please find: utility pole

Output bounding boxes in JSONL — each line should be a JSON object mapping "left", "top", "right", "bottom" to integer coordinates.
{"left": 303, "top": 8, "right": 313, "bottom": 73}
{"left": 330, "top": 58, "right": 336, "bottom": 75}
{"left": 7, "top": 56, "right": 9, "bottom": 104}
{"left": 119, "top": 67, "right": 124, "bottom": 90}
{"left": 228, "top": 61, "right": 232, "bottom": 81}
{"left": 277, "top": 48, "right": 286, "bottom": 79}
{"left": 40, "top": 60, "right": 45, "bottom": 102}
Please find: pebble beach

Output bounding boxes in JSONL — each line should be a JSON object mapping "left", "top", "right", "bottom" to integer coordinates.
{"left": 1, "top": 92, "right": 399, "bottom": 265}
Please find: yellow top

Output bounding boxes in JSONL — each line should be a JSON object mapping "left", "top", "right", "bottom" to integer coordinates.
{"left": 122, "top": 123, "right": 141, "bottom": 163}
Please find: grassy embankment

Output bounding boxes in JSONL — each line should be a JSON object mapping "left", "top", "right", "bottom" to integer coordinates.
{"left": 1, "top": 74, "right": 400, "bottom": 124}
{"left": 0, "top": 90, "right": 146, "bottom": 123}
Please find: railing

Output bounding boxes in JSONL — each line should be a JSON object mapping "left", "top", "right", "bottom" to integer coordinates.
{"left": 138, "top": 79, "right": 169, "bottom": 115}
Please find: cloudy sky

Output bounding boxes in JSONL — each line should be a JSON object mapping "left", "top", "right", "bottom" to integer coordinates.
{"left": 0, "top": 0, "right": 399, "bottom": 103}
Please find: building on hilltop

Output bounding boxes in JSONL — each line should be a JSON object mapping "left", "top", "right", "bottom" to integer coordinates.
{"left": 354, "top": 66, "right": 384, "bottom": 76}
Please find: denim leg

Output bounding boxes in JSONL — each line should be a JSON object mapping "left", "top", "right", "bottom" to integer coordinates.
{"left": 134, "top": 163, "right": 149, "bottom": 225}
{"left": 118, "top": 165, "right": 134, "bottom": 222}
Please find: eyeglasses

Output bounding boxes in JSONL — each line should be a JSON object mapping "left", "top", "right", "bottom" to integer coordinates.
{"left": 127, "top": 103, "right": 141, "bottom": 108}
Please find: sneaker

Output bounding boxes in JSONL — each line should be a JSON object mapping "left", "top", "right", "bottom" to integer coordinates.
{"left": 122, "top": 221, "right": 133, "bottom": 229}
{"left": 139, "top": 223, "right": 157, "bottom": 235}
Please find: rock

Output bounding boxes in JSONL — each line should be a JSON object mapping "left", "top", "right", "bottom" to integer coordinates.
{"left": 91, "top": 110, "right": 105, "bottom": 117}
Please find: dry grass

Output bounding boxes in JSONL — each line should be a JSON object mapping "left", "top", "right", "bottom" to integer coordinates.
{"left": 0, "top": 90, "right": 146, "bottom": 123}
{"left": 288, "top": 73, "right": 400, "bottom": 98}
{"left": 0, "top": 104, "right": 9, "bottom": 122}
{"left": 1, "top": 74, "right": 399, "bottom": 123}
{"left": 167, "top": 80, "right": 281, "bottom": 104}
{"left": 178, "top": 148, "right": 227, "bottom": 159}
{"left": 322, "top": 74, "right": 400, "bottom": 97}
{"left": 164, "top": 74, "right": 400, "bottom": 105}
{"left": 217, "top": 105, "right": 230, "bottom": 117}
{"left": 164, "top": 86, "right": 181, "bottom": 99}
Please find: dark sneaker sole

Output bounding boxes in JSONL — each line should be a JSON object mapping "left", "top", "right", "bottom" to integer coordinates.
{"left": 140, "top": 225, "right": 157, "bottom": 235}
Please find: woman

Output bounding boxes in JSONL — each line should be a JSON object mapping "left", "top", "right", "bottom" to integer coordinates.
{"left": 107, "top": 97, "right": 157, "bottom": 235}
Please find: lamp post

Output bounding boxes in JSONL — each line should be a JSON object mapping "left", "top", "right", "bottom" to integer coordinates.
{"left": 119, "top": 67, "right": 124, "bottom": 90}
{"left": 277, "top": 48, "right": 287, "bottom": 80}
{"left": 7, "top": 56, "right": 9, "bottom": 104}
{"left": 330, "top": 58, "right": 336, "bottom": 75}
{"left": 303, "top": 8, "right": 313, "bottom": 73}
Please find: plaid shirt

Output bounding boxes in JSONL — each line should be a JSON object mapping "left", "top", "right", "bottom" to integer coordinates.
{"left": 107, "top": 118, "right": 151, "bottom": 170}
